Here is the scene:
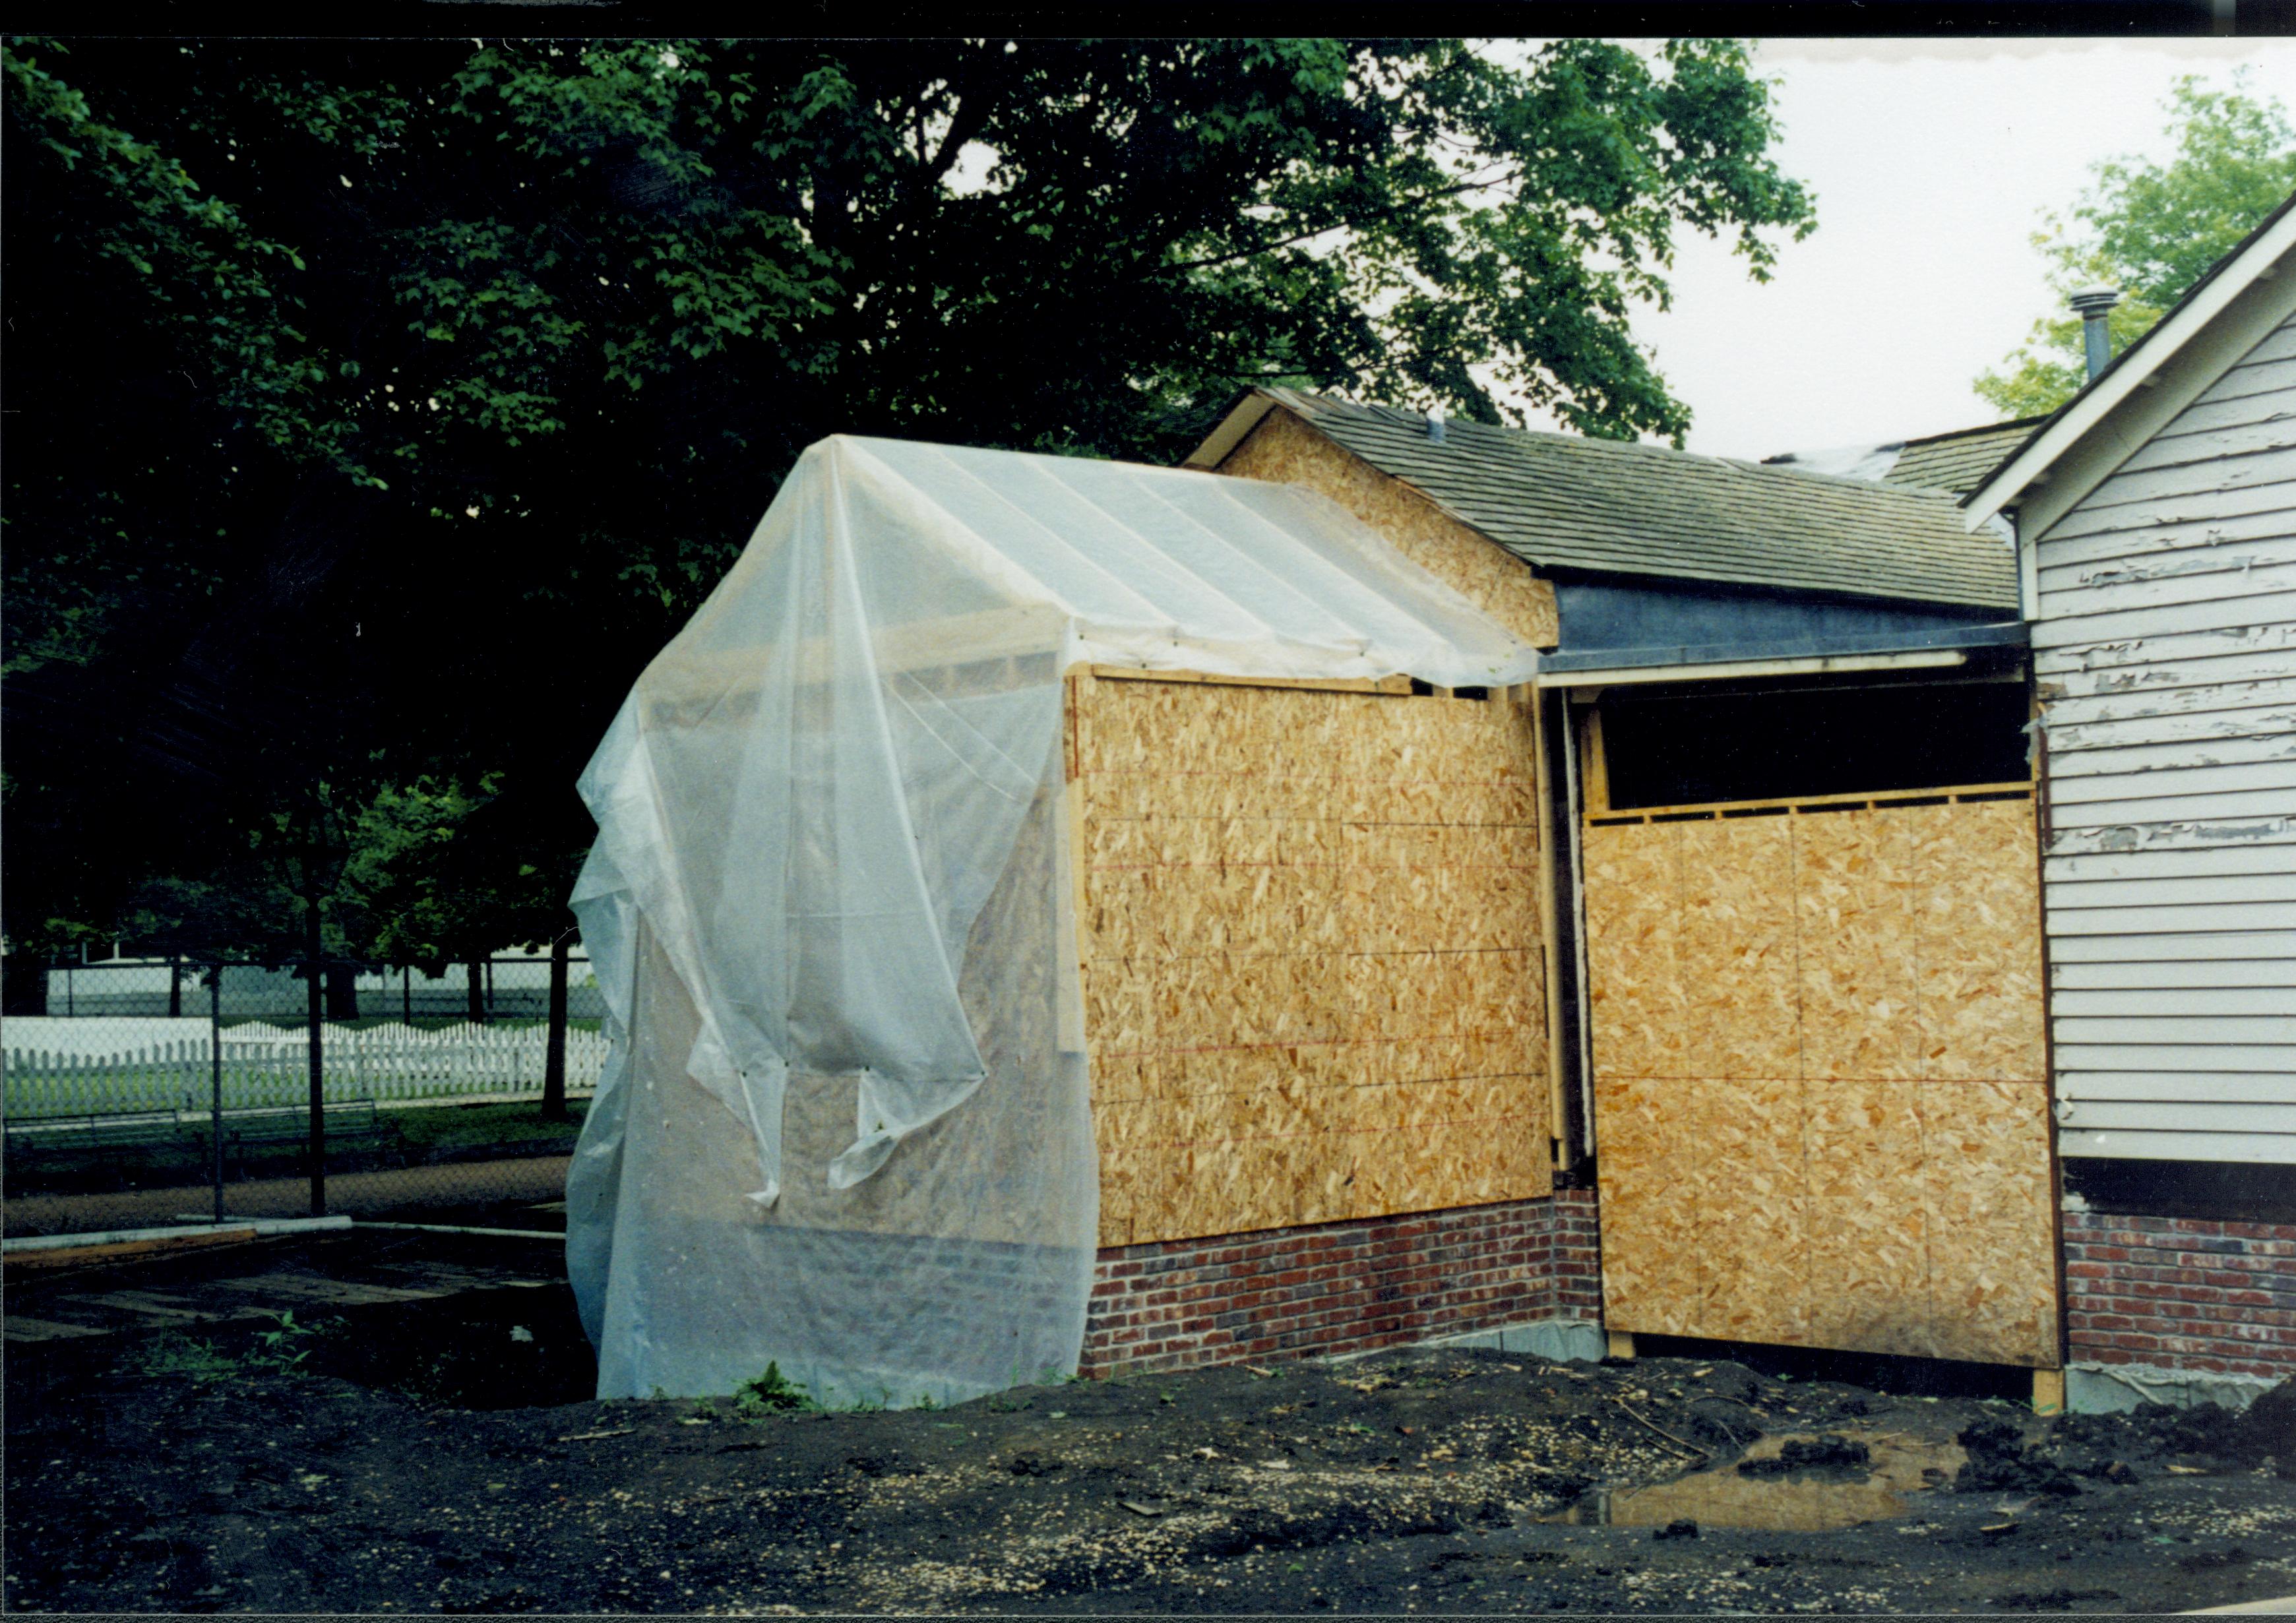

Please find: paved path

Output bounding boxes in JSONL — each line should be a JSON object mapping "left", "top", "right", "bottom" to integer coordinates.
{"left": 2, "top": 1154, "right": 569, "bottom": 1239}
{"left": 5, "top": 1230, "right": 562, "bottom": 1345}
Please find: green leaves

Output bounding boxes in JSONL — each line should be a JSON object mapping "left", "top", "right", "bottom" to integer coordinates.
{"left": 4, "top": 40, "right": 370, "bottom": 487}
{"left": 5, "top": 35, "right": 1813, "bottom": 960}
{"left": 1978, "top": 71, "right": 2296, "bottom": 418}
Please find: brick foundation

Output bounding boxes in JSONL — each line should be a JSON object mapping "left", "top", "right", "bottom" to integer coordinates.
{"left": 2063, "top": 1208, "right": 2296, "bottom": 1381}
{"left": 1082, "top": 1188, "right": 1602, "bottom": 1376}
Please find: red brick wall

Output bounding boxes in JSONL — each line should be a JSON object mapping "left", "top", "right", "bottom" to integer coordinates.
{"left": 1082, "top": 1188, "right": 1602, "bottom": 1376}
{"left": 2062, "top": 1209, "right": 2296, "bottom": 1380}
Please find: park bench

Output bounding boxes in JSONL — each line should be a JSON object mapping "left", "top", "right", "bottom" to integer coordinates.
{"left": 4, "top": 1111, "right": 195, "bottom": 1167}
{"left": 220, "top": 1101, "right": 406, "bottom": 1175}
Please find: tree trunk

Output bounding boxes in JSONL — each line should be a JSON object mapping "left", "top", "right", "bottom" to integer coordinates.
{"left": 169, "top": 955, "right": 183, "bottom": 1018}
{"left": 542, "top": 934, "right": 571, "bottom": 1120}
{"left": 325, "top": 962, "right": 360, "bottom": 1021}
{"left": 467, "top": 959, "right": 488, "bottom": 1026}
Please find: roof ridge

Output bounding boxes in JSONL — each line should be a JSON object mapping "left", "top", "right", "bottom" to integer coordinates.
{"left": 1276, "top": 388, "right": 1975, "bottom": 510}
{"left": 1894, "top": 415, "right": 2048, "bottom": 448}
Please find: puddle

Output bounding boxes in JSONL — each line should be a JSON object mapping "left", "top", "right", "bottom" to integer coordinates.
{"left": 1545, "top": 1430, "right": 1966, "bottom": 1532}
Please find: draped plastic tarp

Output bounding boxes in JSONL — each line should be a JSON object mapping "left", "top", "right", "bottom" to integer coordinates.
{"left": 567, "top": 435, "right": 1541, "bottom": 1405}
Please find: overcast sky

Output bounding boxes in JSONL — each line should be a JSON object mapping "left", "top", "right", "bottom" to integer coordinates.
{"left": 1579, "top": 38, "right": 2296, "bottom": 462}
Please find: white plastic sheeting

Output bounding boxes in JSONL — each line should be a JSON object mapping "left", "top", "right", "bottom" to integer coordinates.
{"left": 567, "top": 435, "right": 1541, "bottom": 1405}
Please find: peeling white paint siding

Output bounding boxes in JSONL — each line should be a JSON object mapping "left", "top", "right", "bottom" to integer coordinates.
{"left": 2035, "top": 310, "right": 2296, "bottom": 1165}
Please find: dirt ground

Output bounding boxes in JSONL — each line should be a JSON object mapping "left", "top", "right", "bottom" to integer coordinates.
{"left": 5, "top": 1233, "right": 2294, "bottom": 1615}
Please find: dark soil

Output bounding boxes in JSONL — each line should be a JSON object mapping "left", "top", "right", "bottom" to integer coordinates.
{"left": 6, "top": 1247, "right": 2295, "bottom": 1614}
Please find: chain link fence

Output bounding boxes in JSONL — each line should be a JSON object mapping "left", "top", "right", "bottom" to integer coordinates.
{"left": 2, "top": 954, "right": 604, "bottom": 1239}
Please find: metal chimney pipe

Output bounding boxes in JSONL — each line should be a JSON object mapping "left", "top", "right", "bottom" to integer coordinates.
{"left": 2070, "top": 286, "right": 2120, "bottom": 381}
{"left": 1427, "top": 404, "right": 1446, "bottom": 446}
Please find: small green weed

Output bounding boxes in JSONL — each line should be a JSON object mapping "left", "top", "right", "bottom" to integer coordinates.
{"left": 734, "top": 1361, "right": 821, "bottom": 1421}
{"left": 125, "top": 1310, "right": 325, "bottom": 1382}
{"left": 126, "top": 1334, "right": 243, "bottom": 1382}
{"left": 250, "top": 1310, "right": 315, "bottom": 1372}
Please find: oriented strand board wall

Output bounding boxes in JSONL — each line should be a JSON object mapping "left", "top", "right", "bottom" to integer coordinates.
{"left": 1218, "top": 408, "right": 1562, "bottom": 650}
{"left": 1584, "top": 797, "right": 2059, "bottom": 1368}
{"left": 1073, "top": 671, "right": 1551, "bottom": 1247}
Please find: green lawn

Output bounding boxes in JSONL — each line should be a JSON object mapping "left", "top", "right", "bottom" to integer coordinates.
{"left": 387, "top": 1097, "right": 590, "bottom": 1153}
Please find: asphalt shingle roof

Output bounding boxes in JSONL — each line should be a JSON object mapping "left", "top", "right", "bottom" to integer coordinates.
{"left": 1255, "top": 388, "right": 2019, "bottom": 611}
{"left": 1880, "top": 418, "right": 2045, "bottom": 497}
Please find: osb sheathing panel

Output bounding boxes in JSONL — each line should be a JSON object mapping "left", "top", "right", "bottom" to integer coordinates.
{"left": 1076, "top": 673, "right": 1550, "bottom": 1247}
{"left": 1582, "top": 822, "right": 1686, "bottom": 1080}
{"left": 1583, "top": 799, "right": 2058, "bottom": 1368}
{"left": 1217, "top": 408, "right": 1561, "bottom": 650}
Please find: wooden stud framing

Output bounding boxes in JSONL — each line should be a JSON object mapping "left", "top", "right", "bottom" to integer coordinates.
{"left": 1531, "top": 686, "right": 1570, "bottom": 1161}
{"left": 1088, "top": 665, "right": 1414, "bottom": 696}
{"left": 1580, "top": 706, "right": 1611, "bottom": 814}
{"left": 1584, "top": 781, "right": 2036, "bottom": 826}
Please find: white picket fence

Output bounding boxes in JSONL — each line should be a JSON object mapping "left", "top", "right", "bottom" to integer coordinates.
{"left": 3, "top": 1022, "right": 610, "bottom": 1121}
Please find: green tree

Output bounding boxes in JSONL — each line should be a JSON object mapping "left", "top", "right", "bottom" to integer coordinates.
{"left": 1977, "top": 72, "right": 2296, "bottom": 418}
{"left": 3, "top": 37, "right": 1815, "bottom": 973}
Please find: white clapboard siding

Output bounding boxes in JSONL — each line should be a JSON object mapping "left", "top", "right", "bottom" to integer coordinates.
{"left": 2040, "top": 546, "right": 2296, "bottom": 615}
{"left": 2050, "top": 701, "right": 2296, "bottom": 754}
{"left": 2048, "top": 870, "right": 2296, "bottom": 909}
{"left": 2144, "top": 386, "right": 2296, "bottom": 438}
{"left": 2237, "top": 319, "right": 2296, "bottom": 365}
{"left": 2120, "top": 415, "right": 2296, "bottom": 471}
{"left": 2048, "top": 784, "right": 2296, "bottom": 827}
{"left": 2037, "top": 503, "right": 2296, "bottom": 571}
{"left": 2194, "top": 351, "right": 2296, "bottom": 402}
{"left": 2030, "top": 587, "right": 2296, "bottom": 650}
{"left": 2047, "top": 748, "right": 2296, "bottom": 794}
{"left": 2053, "top": 986, "right": 2296, "bottom": 1016}
{"left": 2063, "top": 1072, "right": 2295, "bottom": 1101}
{"left": 2047, "top": 927, "right": 2296, "bottom": 962}
{"left": 2055, "top": 1014, "right": 2296, "bottom": 1045}
{"left": 2057, "top": 958, "right": 2295, "bottom": 991}
{"left": 2053, "top": 1043, "right": 2288, "bottom": 1072}
{"left": 2059, "top": 1099, "right": 2296, "bottom": 1134}
{"left": 2046, "top": 730, "right": 2296, "bottom": 779}
{"left": 2037, "top": 624, "right": 2296, "bottom": 679}
{"left": 2032, "top": 305, "right": 2296, "bottom": 1165}
{"left": 2047, "top": 836, "right": 2296, "bottom": 882}
{"left": 2046, "top": 483, "right": 2296, "bottom": 544}
{"left": 2047, "top": 901, "right": 2296, "bottom": 937}
{"left": 2047, "top": 816, "right": 2293, "bottom": 859}
{"left": 2045, "top": 677, "right": 2296, "bottom": 726}
{"left": 2059, "top": 1128, "right": 2296, "bottom": 1163}
{"left": 2061, "top": 443, "right": 2296, "bottom": 511}
{"left": 2041, "top": 541, "right": 2296, "bottom": 609}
